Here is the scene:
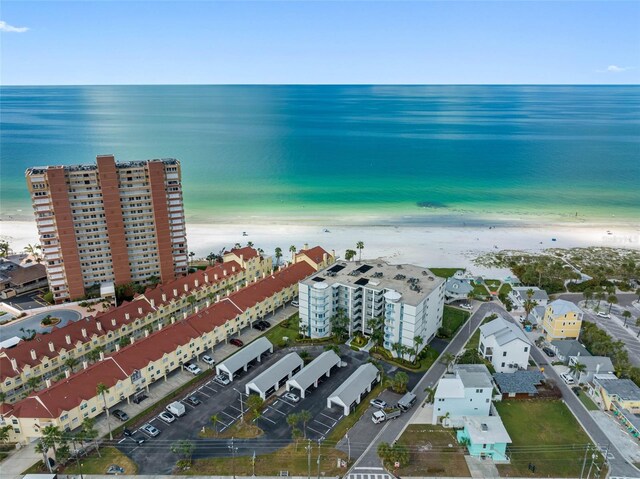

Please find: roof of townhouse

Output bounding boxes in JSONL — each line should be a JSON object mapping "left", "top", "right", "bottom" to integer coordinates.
{"left": 434, "top": 376, "right": 465, "bottom": 398}
{"left": 463, "top": 415, "right": 512, "bottom": 445}
{"left": 550, "top": 340, "right": 592, "bottom": 359}
{"left": 6, "top": 357, "right": 130, "bottom": 418}
{"left": 571, "top": 356, "right": 614, "bottom": 373}
{"left": 493, "top": 371, "right": 545, "bottom": 394}
{"left": 445, "top": 278, "right": 473, "bottom": 295}
{"left": 1, "top": 262, "right": 47, "bottom": 287}
{"left": 227, "top": 262, "right": 315, "bottom": 311}
{"left": 140, "top": 260, "right": 244, "bottom": 307}
{"left": 186, "top": 299, "right": 243, "bottom": 335}
{"left": 597, "top": 378, "right": 640, "bottom": 401}
{"left": 296, "top": 246, "right": 331, "bottom": 265}
{"left": 480, "top": 316, "right": 531, "bottom": 346}
{"left": 454, "top": 364, "right": 493, "bottom": 389}
{"left": 0, "top": 300, "right": 155, "bottom": 380}
{"left": 226, "top": 247, "right": 260, "bottom": 261}
{"left": 512, "top": 287, "right": 549, "bottom": 302}
{"left": 547, "top": 299, "right": 583, "bottom": 316}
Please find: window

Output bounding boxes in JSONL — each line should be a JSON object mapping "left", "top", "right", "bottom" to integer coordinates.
{"left": 501, "top": 362, "right": 505, "bottom": 367}
{"left": 524, "top": 347, "right": 529, "bottom": 352}
{"left": 80, "top": 403, "right": 88, "bottom": 410}
{"left": 502, "top": 351, "right": 507, "bottom": 357}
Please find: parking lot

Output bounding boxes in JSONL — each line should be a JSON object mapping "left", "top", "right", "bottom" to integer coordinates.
{"left": 115, "top": 345, "right": 374, "bottom": 473}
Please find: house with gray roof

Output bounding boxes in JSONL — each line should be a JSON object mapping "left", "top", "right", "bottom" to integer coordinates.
{"left": 444, "top": 277, "right": 473, "bottom": 304}
{"left": 286, "top": 350, "right": 342, "bottom": 398}
{"left": 508, "top": 287, "right": 549, "bottom": 309}
{"left": 326, "top": 363, "right": 380, "bottom": 416}
{"left": 550, "top": 339, "right": 592, "bottom": 363}
{"left": 245, "top": 352, "right": 303, "bottom": 399}
{"left": 479, "top": 316, "right": 531, "bottom": 373}
{"left": 594, "top": 376, "right": 640, "bottom": 414}
{"left": 216, "top": 337, "right": 273, "bottom": 381}
{"left": 527, "top": 305, "right": 546, "bottom": 327}
{"left": 493, "top": 371, "right": 545, "bottom": 399}
{"left": 569, "top": 356, "right": 615, "bottom": 384}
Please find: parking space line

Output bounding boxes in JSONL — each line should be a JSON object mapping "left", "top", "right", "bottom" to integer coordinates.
{"left": 221, "top": 410, "right": 236, "bottom": 420}
{"left": 314, "top": 418, "right": 332, "bottom": 429}
{"left": 279, "top": 398, "right": 296, "bottom": 407}
{"left": 117, "top": 438, "right": 126, "bottom": 444}
{"left": 307, "top": 426, "right": 326, "bottom": 436}
{"left": 269, "top": 407, "right": 286, "bottom": 416}
{"left": 229, "top": 404, "right": 243, "bottom": 413}
{"left": 257, "top": 415, "right": 276, "bottom": 424}
{"left": 202, "top": 384, "right": 218, "bottom": 393}
{"left": 197, "top": 388, "right": 211, "bottom": 398}
{"left": 320, "top": 412, "right": 339, "bottom": 421}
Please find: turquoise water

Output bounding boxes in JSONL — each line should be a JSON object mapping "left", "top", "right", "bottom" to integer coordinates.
{"left": 1, "top": 85, "right": 639, "bottom": 224}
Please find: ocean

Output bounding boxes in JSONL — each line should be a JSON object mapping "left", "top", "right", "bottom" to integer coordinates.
{"left": 1, "top": 85, "right": 639, "bottom": 225}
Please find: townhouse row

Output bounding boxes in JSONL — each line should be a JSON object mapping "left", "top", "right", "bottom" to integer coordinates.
{"left": 0, "top": 247, "right": 332, "bottom": 444}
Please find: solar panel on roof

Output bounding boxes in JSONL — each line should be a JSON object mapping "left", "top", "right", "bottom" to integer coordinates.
{"left": 355, "top": 278, "right": 369, "bottom": 286}
{"left": 328, "top": 264, "right": 345, "bottom": 273}
{"left": 356, "top": 265, "right": 373, "bottom": 273}
{"left": 312, "top": 276, "right": 325, "bottom": 282}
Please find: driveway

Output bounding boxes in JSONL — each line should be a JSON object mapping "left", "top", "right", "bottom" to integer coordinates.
{"left": 0, "top": 309, "right": 82, "bottom": 340}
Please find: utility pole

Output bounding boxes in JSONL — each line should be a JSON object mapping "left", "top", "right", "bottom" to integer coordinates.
{"left": 252, "top": 450, "right": 256, "bottom": 477}
{"left": 346, "top": 432, "right": 351, "bottom": 464}
{"left": 580, "top": 444, "right": 590, "bottom": 479}
{"left": 306, "top": 439, "right": 312, "bottom": 479}
{"left": 317, "top": 439, "right": 322, "bottom": 479}
{"left": 229, "top": 437, "right": 239, "bottom": 479}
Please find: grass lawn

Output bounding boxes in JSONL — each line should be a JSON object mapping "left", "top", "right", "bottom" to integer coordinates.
{"left": 472, "top": 283, "right": 490, "bottom": 298}
{"left": 499, "top": 283, "right": 513, "bottom": 295}
{"left": 371, "top": 346, "right": 439, "bottom": 373}
{"left": 62, "top": 446, "right": 138, "bottom": 476}
{"left": 188, "top": 443, "right": 347, "bottom": 476}
{"left": 200, "top": 417, "right": 263, "bottom": 439}
{"left": 429, "top": 268, "right": 464, "bottom": 279}
{"left": 484, "top": 279, "right": 501, "bottom": 292}
{"left": 495, "top": 400, "right": 600, "bottom": 477}
{"left": 396, "top": 425, "right": 470, "bottom": 477}
{"left": 465, "top": 316, "right": 495, "bottom": 350}
{"left": 577, "top": 391, "right": 599, "bottom": 411}
{"left": 443, "top": 306, "right": 470, "bottom": 335}
{"left": 264, "top": 314, "right": 301, "bottom": 346}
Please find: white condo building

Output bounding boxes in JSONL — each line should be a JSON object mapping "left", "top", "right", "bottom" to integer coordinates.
{"left": 298, "top": 260, "right": 445, "bottom": 357}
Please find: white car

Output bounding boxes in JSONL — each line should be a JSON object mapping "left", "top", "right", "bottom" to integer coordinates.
{"left": 141, "top": 423, "right": 160, "bottom": 437}
{"left": 560, "top": 372, "right": 575, "bottom": 385}
{"left": 202, "top": 355, "right": 215, "bottom": 365}
{"left": 291, "top": 300, "right": 299, "bottom": 307}
{"left": 185, "top": 363, "right": 202, "bottom": 375}
{"left": 158, "top": 411, "right": 175, "bottom": 424}
{"left": 283, "top": 392, "right": 300, "bottom": 403}
{"left": 214, "top": 375, "right": 231, "bottom": 385}
{"left": 370, "top": 398, "right": 388, "bottom": 409}
{"left": 596, "top": 312, "right": 610, "bottom": 319}
{"left": 460, "top": 303, "right": 473, "bottom": 310}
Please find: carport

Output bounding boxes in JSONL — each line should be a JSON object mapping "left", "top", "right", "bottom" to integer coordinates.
{"left": 326, "top": 363, "right": 380, "bottom": 416}
{"left": 245, "top": 352, "right": 304, "bottom": 399}
{"left": 216, "top": 337, "right": 273, "bottom": 381}
{"left": 286, "top": 350, "right": 342, "bottom": 398}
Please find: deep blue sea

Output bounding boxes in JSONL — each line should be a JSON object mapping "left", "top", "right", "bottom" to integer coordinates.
{"left": 1, "top": 85, "right": 639, "bottom": 224}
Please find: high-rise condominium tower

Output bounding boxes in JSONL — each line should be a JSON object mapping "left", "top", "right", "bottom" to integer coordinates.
{"left": 25, "top": 155, "right": 188, "bottom": 303}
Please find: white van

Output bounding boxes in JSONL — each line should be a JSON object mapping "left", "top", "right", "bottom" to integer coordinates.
{"left": 560, "top": 372, "right": 575, "bottom": 385}
{"left": 166, "top": 401, "right": 186, "bottom": 417}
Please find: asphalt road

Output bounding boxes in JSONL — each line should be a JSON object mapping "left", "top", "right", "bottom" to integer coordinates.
{"left": 347, "top": 301, "right": 503, "bottom": 471}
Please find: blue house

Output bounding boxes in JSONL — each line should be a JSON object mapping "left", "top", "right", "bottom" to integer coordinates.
{"left": 456, "top": 415, "right": 512, "bottom": 461}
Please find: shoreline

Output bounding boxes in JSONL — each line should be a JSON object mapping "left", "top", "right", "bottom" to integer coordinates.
{"left": 2, "top": 219, "right": 639, "bottom": 278}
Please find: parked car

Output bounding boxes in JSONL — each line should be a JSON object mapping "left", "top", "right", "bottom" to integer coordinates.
{"left": 215, "top": 374, "right": 231, "bottom": 385}
{"left": 141, "top": 423, "right": 160, "bottom": 437}
{"left": 283, "top": 392, "right": 300, "bottom": 403}
{"left": 460, "top": 303, "right": 473, "bottom": 310}
{"left": 542, "top": 347, "right": 555, "bottom": 357}
{"left": 202, "top": 354, "right": 215, "bottom": 365}
{"left": 106, "top": 464, "right": 125, "bottom": 475}
{"left": 596, "top": 311, "right": 611, "bottom": 319}
{"left": 132, "top": 394, "right": 148, "bottom": 404}
{"left": 370, "top": 398, "right": 388, "bottom": 409}
{"left": 185, "top": 395, "right": 201, "bottom": 406}
{"left": 252, "top": 322, "right": 267, "bottom": 331}
{"left": 229, "top": 338, "right": 244, "bottom": 347}
{"left": 258, "top": 320, "right": 271, "bottom": 328}
{"left": 572, "top": 386, "right": 581, "bottom": 396}
{"left": 560, "top": 372, "right": 575, "bottom": 385}
{"left": 112, "top": 409, "right": 129, "bottom": 422}
{"left": 159, "top": 411, "right": 176, "bottom": 424}
{"left": 132, "top": 435, "right": 145, "bottom": 445}
{"left": 291, "top": 300, "right": 299, "bottom": 307}
{"left": 185, "top": 363, "right": 202, "bottom": 375}
{"left": 123, "top": 428, "right": 134, "bottom": 437}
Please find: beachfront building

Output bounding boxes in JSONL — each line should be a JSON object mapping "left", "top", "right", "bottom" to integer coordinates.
{"left": 594, "top": 376, "right": 640, "bottom": 413}
{"left": 0, "top": 247, "right": 313, "bottom": 403}
{"left": 568, "top": 356, "right": 614, "bottom": 385}
{"left": 549, "top": 339, "right": 591, "bottom": 364}
{"left": 541, "top": 299, "right": 584, "bottom": 341}
{"left": 432, "top": 364, "right": 493, "bottom": 426}
{"left": 444, "top": 271, "right": 473, "bottom": 304}
{"left": 508, "top": 287, "right": 549, "bottom": 309}
{"left": 456, "top": 415, "right": 512, "bottom": 461}
{"left": 298, "top": 260, "right": 445, "bottom": 358}
{"left": 25, "top": 155, "right": 188, "bottom": 303}
{"left": 478, "top": 316, "right": 531, "bottom": 373}
{"left": 0, "top": 252, "right": 326, "bottom": 444}
{"left": 0, "top": 259, "right": 48, "bottom": 297}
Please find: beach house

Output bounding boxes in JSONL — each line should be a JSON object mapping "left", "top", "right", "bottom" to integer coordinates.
{"left": 478, "top": 316, "right": 531, "bottom": 373}
{"left": 542, "top": 299, "right": 584, "bottom": 341}
{"left": 568, "top": 356, "right": 614, "bottom": 384}
{"left": 444, "top": 271, "right": 473, "bottom": 304}
{"left": 508, "top": 287, "right": 549, "bottom": 309}
{"left": 456, "top": 415, "right": 512, "bottom": 461}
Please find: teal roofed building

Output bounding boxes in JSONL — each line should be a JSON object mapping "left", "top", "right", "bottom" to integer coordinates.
{"left": 456, "top": 415, "right": 512, "bottom": 461}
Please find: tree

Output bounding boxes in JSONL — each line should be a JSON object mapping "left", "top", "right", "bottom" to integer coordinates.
{"left": 274, "top": 247, "right": 283, "bottom": 267}
{"left": 96, "top": 383, "right": 113, "bottom": 440}
{"left": 377, "top": 442, "right": 409, "bottom": 469}
{"left": 344, "top": 249, "right": 356, "bottom": 261}
{"left": 56, "top": 443, "right": 71, "bottom": 464}
{"left": 392, "top": 371, "right": 409, "bottom": 394}
{"left": 287, "top": 413, "right": 301, "bottom": 448}
{"left": 210, "top": 414, "right": 220, "bottom": 436}
{"left": 289, "top": 245, "right": 297, "bottom": 261}
{"left": 439, "top": 352, "right": 456, "bottom": 373}
{"left": 206, "top": 252, "right": 216, "bottom": 265}
{"left": 186, "top": 295, "right": 196, "bottom": 313}
{"left": 607, "top": 294, "right": 618, "bottom": 313}
{"left": 247, "top": 241, "right": 254, "bottom": 248}
{"left": 0, "top": 240, "right": 10, "bottom": 258}
{"left": 35, "top": 440, "right": 52, "bottom": 473}
{"left": 377, "top": 442, "right": 392, "bottom": 467}
{"left": 522, "top": 289, "right": 538, "bottom": 317}
{"left": 41, "top": 424, "right": 63, "bottom": 458}
{"left": 299, "top": 410, "right": 312, "bottom": 439}
{"left": 329, "top": 309, "right": 349, "bottom": 341}
{"left": 568, "top": 361, "right": 587, "bottom": 381}
{"left": 368, "top": 316, "right": 385, "bottom": 346}
{"left": 356, "top": 241, "right": 364, "bottom": 262}
{"left": 299, "top": 350, "right": 310, "bottom": 362}
{"left": 188, "top": 251, "right": 195, "bottom": 265}
{"left": 424, "top": 387, "right": 436, "bottom": 404}
{"left": 622, "top": 310, "right": 632, "bottom": 327}
{"left": 26, "top": 376, "right": 41, "bottom": 393}
{"left": 24, "top": 244, "right": 42, "bottom": 262}
{"left": 246, "top": 394, "right": 264, "bottom": 417}
{"left": 0, "top": 425, "right": 12, "bottom": 443}
{"left": 171, "top": 440, "right": 195, "bottom": 466}
{"left": 86, "top": 347, "right": 104, "bottom": 363}
{"left": 583, "top": 289, "right": 593, "bottom": 308}
{"left": 118, "top": 336, "right": 131, "bottom": 348}
{"left": 413, "top": 335, "right": 424, "bottom": 354}
{"left": 81, "top": 418, "right": 100, "bottom": 457}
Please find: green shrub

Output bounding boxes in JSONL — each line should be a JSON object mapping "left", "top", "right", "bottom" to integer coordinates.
{"left": 43, "top": 291, "right": 54, "bottom": 304}
{"left": 350, "top": 345, "right": 360, "bottom": 351}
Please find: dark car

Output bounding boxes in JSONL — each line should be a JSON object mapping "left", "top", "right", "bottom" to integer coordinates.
{"left": 185, "top": 395, "right": 201, "bottom": 406}
{"left": 258, "top": 320, "right": 271, "bottom": 328}
{"left": 123, "top": 428, "right": 134, "bottom": 437}
{"left": 252, "top": 323, "right": 266, "bottom": 331}
{"left": 542, "top": 347, "right": 555, "bottom": 357}
{"left": 132, "top": 435, "right": 145, "bottom": 445}
{"left": 112, "top": 409, "right": 129, "bottom": 422}
{"left": 229, "top": 338, "right": 244, "bottom": 347}
{"left": 132, "top": 394, "right": 148, "bottom": 404}
{"left": 572, "top": 386, "right": 581, "bottom": 396}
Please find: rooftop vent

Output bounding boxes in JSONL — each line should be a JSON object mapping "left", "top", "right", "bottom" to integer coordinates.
{"left": 394, "top": 274, "right": 406, "bottom": 280}
{"left": 481, "top": 423, "right": 489, "bottom": 431}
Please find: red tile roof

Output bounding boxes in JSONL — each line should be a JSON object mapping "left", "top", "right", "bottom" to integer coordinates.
{"left": 3, "top": 256, "right": 318, "bottom": 420}
{"left": 297, "top": 246, "right": 330, "bottom": 265}
{"left": 225, "top": 246, "right": 259, "bottom": 261}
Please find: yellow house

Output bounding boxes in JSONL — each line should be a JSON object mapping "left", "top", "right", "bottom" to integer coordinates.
{"left": 541, "top": 299, "right": 583, "bottom": 341}
{"left": 594, "top": 376, "right": 640, "bottom": 413}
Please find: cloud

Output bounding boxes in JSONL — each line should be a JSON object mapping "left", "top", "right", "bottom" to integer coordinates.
{"left": 597, "top": 65, "right": 633, "bottom": 73}
{"left": 0, "top": 21, "right": 29, "bottom": 33}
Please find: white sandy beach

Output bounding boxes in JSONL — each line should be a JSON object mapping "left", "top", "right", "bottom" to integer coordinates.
{"left": 2, "top": 220, "right": 639, "bottom": 277}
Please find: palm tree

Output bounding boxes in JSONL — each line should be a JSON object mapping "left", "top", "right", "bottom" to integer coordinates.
{"left": 96, "top": 383, "right": 113, "bottom": 440}
{"left": 246, "top": 241, "right": 254, "bottom": 248}
{"left": 607, "top": 294, "right": 618, "bottom": 314}
{"left": 274, "top": 247, "right": 282, "bottom": 267}
{"left": 289, "top": 245, "right": 297, "bottom": 262}
{"left": 414, "top": 335, "right": 424, "bottom": 354}
{"left": 24, "top": 243, "right": 42, "bottom": 262}
{"left": 356, "top": 241, "right": 364, "bottom": 262}
{"left": 64, "top": 357, "right": 79, "bottom": 373}
{"left": 0, "top": 240, "right": 10, "bottom": 258}
{"left": 377, "top": 442, "right": 392, "bottom": 468}
{"left": 0, "top": 425, "right": 12, "bottom": 443}
{"left": 568, "top": 361, "right": 587, "bottom": 382}
{"left": 35, "top": 440, "right": 52, "bottom": 473}
{"left": 299, "top": 410, "right": 312, "bottom": 439}
{"left": 26, "top": 376, "right": 41, "bottom": 393}
{"left": 86, "top": 347, "right": 103, "bottom": 363}
{"left": 81, "top": 418, "right": 100, "bottom": 457}
{"left": 423, "top": 386, "right": 436, "bottom": 404}
{"left": 440, "top": 352, "right": 456, "bottom": 373}
{"left": 583, "top": 289, "right": 593, "bottom": 308}
{"left": 41, "top": 424, "right": 62, "bottom": 458}
{"left": 210, "top": 414, "right": 220, "bottom": 436}
{"left": 344, "top": 249, "right": 356, "bottom": 261}
{"left": 622, "top": 310, "right": 632, "bottom": 327}
{"left": 186, "top": 295, "right": 197, "bottom": 313}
